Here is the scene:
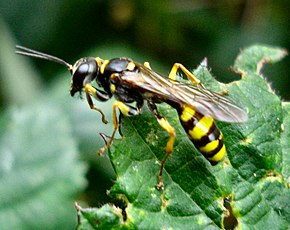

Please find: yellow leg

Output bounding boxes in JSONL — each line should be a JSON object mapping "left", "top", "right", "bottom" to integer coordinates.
{"left": 85, "top": 84, "right": 108, "bottom": 124}
{"left": 168, "top": 63, "right": 201, "bottom": 86}
{"left": 98, "top": 101, "right": 119, "bottom": 155}
{"left": 157, "top": 117, "right": 175, "bottom": 190}
{"left": 147, "top": 101, "right": 175, "bottom": 189}
{"left": 98, "top": 101, "right": 140, "bottom": 155}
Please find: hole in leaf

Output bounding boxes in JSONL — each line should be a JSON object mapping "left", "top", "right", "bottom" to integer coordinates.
{"left": 223, "top": 196, "right": 238, "bottom": 230}
{"left": 111, "top": 195, "right": 128, "bottom": 221}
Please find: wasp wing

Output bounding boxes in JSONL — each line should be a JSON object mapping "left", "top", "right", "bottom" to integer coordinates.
{"left": 120, "top": 64, "right": 248, "bottom": 123}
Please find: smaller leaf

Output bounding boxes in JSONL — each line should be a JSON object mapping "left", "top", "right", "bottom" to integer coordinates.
{"left": 75, "top": 203, "right": 124, "bottom": 229}
{"left": 233, "top": 44, "right": 288, "bottom": 73}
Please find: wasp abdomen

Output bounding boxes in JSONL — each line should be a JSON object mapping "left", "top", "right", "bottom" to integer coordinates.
{"left": 177, "top": 106, "right": 226, "bottom": 164}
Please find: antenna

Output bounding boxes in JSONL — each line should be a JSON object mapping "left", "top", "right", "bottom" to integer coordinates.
{"left": 15, "top": 45, "right": 72, "bottom": 69}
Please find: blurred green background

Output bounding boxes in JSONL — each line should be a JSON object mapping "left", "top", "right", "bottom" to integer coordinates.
{"left": 0, "top": 0, "right": 289, "bottom": 229}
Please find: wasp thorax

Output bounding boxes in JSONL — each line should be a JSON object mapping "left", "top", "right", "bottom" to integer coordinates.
{"left": 70, "top": 57, "right": 99, "bottom": 96}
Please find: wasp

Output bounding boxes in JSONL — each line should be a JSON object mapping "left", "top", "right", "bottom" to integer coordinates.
{"left": 16, "top": 45, "right": 247, "bottom": 189}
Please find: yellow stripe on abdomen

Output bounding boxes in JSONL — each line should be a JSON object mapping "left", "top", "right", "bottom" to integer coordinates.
{"left": 199, "top": 139, "right": 219, "bottom": 153}
{"left": 207, "top": 144, "right": 226, "bottom": 162}
{"left": 180, "top": 106, "right": 196, "bottom": 122}
{"left": 176, "top": 105, "right": 226, "bottom": 164}
{"left": 188, "top": 116, "right": 214, "bottom": 140}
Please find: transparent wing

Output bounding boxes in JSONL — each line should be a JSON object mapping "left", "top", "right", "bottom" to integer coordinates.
{"left": 120, "top": 64, "right": 248, "bottom": 123}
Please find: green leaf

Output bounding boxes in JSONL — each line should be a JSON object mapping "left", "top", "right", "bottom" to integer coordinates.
{"left": 75, "top": 45, "right": 289, "bottom": 229}
{"left": 0, "top": 103, "right": 86, "bottom": 230}
{"left": 281, "top": 102, "right": 290, "bottom": 185}
{"left": 75, "top": 203, "right": 125, "bottom": 230}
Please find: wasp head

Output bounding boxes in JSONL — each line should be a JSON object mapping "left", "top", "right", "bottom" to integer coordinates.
{"left": 70, "top": 57, "right": 99, "bottom": 96}
{"left": 15, "top": 46, "right": 102, "bottom": 97}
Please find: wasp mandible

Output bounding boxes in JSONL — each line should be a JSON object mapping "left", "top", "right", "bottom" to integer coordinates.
{"left": 16, "top": 45, "right": 247, "bottom": 189}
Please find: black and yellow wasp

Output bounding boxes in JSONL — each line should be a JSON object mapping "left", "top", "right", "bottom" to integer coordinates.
{"left": 16, "top": 45, "right": 247, "bottom": 188}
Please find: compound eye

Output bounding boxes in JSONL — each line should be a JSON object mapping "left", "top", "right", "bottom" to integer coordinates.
{"left": 78, "top": 62, "right": 90, "bottom": 76}
{"left": 71, "top": 58, "right": 99, "bottom": 94}
{"left": 75, "top": 59, "right": 98, "bottom": 84}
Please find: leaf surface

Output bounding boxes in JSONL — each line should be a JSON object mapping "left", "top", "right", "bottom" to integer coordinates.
{"left": 76, "top": 45, "right": 289, "bottom": 229}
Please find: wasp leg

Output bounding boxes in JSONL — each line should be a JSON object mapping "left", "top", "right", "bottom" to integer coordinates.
{"left": 168, "top": 63, "right": 203, "bottom": 86}
{"left": 147, "top": 101, "right": 175, "bottom": 189}
{"left": 118, "top": 99, "right": 144, "bottom": 136}
{"left": 98, "top": 101, "right": 140, "bottom": 155}
{"left": 85, "top": 83, "right": 111, "bottom": 124}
